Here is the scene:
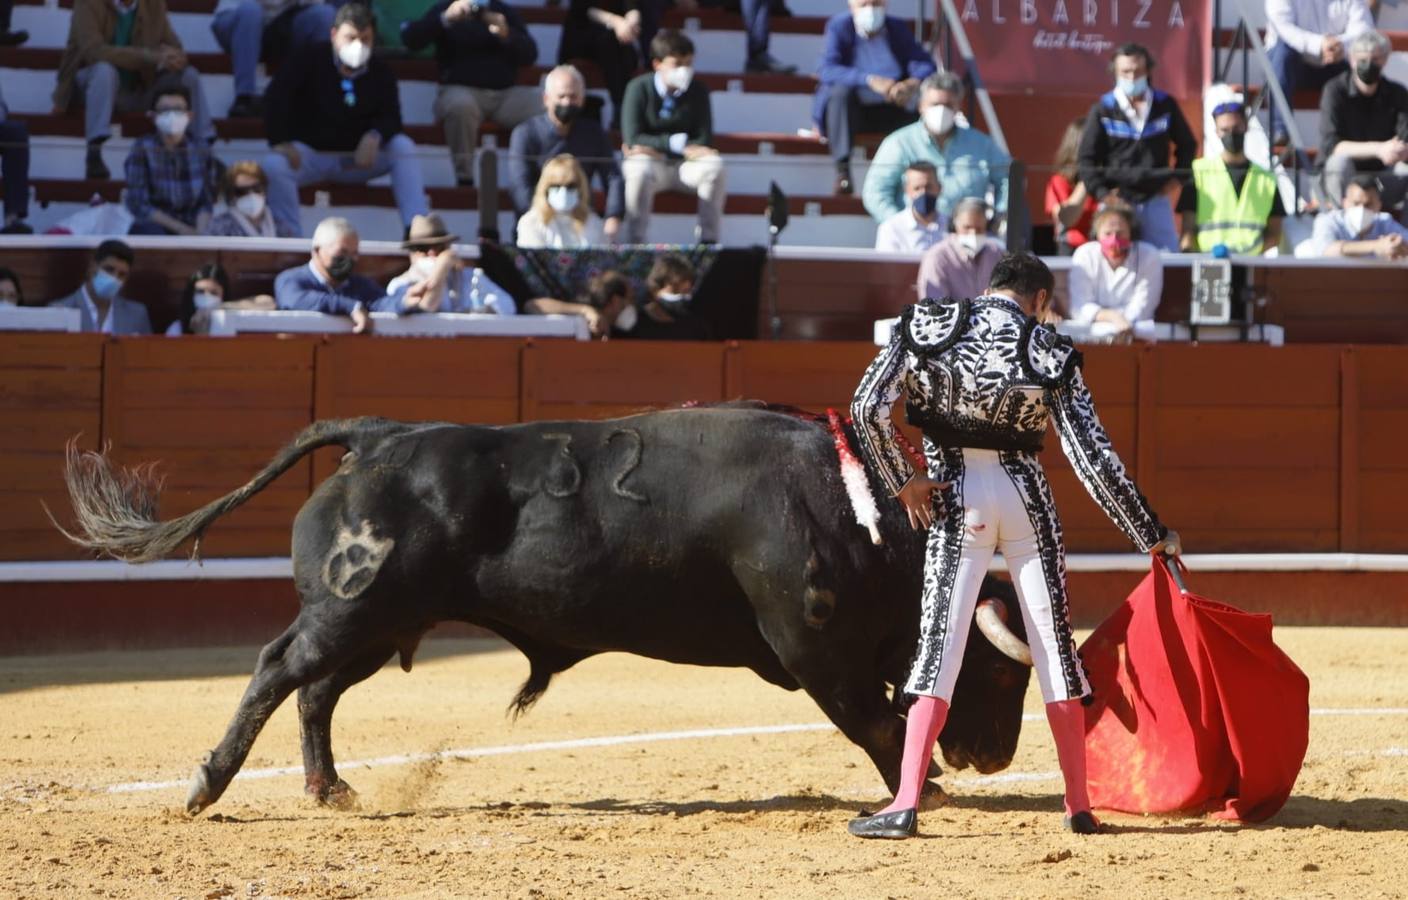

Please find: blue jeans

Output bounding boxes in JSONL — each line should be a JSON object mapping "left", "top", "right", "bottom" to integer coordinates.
{"left": 0, "top": 118, "right": 30, "bottom": 221}
{"left": 1134, "top": 195, "right": 1178, "bottom": 252}
{"left": 741, "top": 0, "right": 770, "bottom": 58}
{"left": 211, "top": 0, "right": 336, "bottom": 98}
{"left": 1267, "top": 41, "right": 1346, "bottom": 102}
{"left": 261, "top": 135, "right": 430, "bottom": 237}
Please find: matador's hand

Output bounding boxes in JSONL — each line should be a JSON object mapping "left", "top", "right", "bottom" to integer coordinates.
{"left": 1152, "top": 528, "right": 1182, "bottom": 557}
{"left": 897, "top": 474, "right": 952, "bottom": 531}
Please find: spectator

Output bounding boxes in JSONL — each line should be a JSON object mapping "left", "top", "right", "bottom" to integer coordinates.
{"left": 0, "top": 81, "right": 33, "bottom": 234}
{"left": 262, "top": 3, "right": 429, "bottom": 238}
{"left": 0, "top": 267, "right": 22, "bottom": 306}
{"left": 1045, "top": 117, "right": 1098, "bottom": 255}
{"left": 387, "top": 213, "right": 517, "bottom": 313}
{"left": 1320, "top": 30, "right": 1408, "bottom": 213}
{"left": 401, "top": 0, "right": 542, "bottom": 187}
{"left": 1265, "top": 0, "right": 1371, "bottom": 119}
{"left": 170, "top": 262, "right": 230, "bottom": 335}
{"left": 1069, "top": 204, "right": 1162, "bottom": 334}
{"left": 915, "top": 197, "right": 1003, "bottom": 301}
{"left": 1310, "top": 172, "right": 1408, "bottom": 257}
{"left": 211, "top": 1, "right": 337, "bottom": 118}
{"left": 1179, "top": 102, "right": 1285, "bottom": 254}
{"left": 621, "top": 30, "right": 726, "bottom": 244}
{"left": 124, "top": 81, "right": 222, "bottom": 236}
{"left": 873, "top": 161, "right": 945, "bottom": 253}
{"left": 517, "top": 154, "right": 607, "bottom": 248}
{"left": 862, "top": 73, "right": 1011, "bottom": 226}
{"left": 559, "top": 0, "right": 651, "bottom": 131}
{"left": 508, "top": 65, "right": 625, "bottom": 240}
{"left": 814, "top": 0, "right": 935, "bottom": 195}
{"left": 53, "top": 0, "right": 214, "bottom": 180}
{"left": 205, "top": 160, "right": 298, "bottom": 237}
{"left": 526, "top": 268, "right": 633, "bottom": 338}
{"left": 48, "top": 240, "right": 152, "bottom": 334}
{"left": 1077, "top": 43, "right": 1196, "bottom": 252}
{"left": 1, "top": 0, "right": 29, "bottom": 45}
{"left": 274, "top": 216, "right": 392, "bottom": 333}
{"left": 620, "top": 251, "right": 711, "bottom": 339}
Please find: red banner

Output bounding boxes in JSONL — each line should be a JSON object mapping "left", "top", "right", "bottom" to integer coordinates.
{"left": 957, "top": 0, "right": 1211, "bottom": 99}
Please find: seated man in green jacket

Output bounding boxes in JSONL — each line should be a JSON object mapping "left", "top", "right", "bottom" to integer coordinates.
{"left": 1178, "top": 101, "right": 1284, "bottom": 254}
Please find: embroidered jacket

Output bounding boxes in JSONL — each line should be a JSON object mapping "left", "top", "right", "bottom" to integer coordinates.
{"left": 850, "top": 295, "right": 1166, "bottom": 552}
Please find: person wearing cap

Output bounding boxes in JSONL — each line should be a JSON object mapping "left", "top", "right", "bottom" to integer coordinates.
{"left": 387, "top": 213, "right": 517, "bottom": 314}
{"left": 1178, "top": 101, "right": 1284, "bottom": 255}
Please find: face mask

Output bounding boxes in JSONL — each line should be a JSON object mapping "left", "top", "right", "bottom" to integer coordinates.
{"left": 852, "top": 5, "right": 885, "bottom": 34}
{"left": 1220, "top": 129, "right": 1246, "bottom": 154}
{"left": 910, "top": 192, "right": 939, "bottom": 219}
{"left": 234, "top": 192, "right": 265, "bottom": 219}
{"left": 1098, "top": 232, "right": 1133, "bottom": 259}
{"left": 553, "top": 103, "right": 582, "bottom": 125}
{"left": 922, "top": 105, "right": 955, "bottom": 137}
{"left": 413, "top": 256, "right": 439, "bottom": 278}
{"left": 613, "top": 303, "right": 638, "bottom": 332}
{"left": 90, "top": 269, "right": 122, "bottom": 301}
{"left": 1117, "top": 76, "right": 1148, "bottom": 98}
{"left": 155, "top": 110, "right": 190, "bottom": 139}
{"left": 664, "top": 65, "right": 693, "bottom": 93}
{"left": 1344, "top": 204, "right": 1369, "bottom": 235}
{"left": 656, "top": 291, "right": 691, "bottom": 314}
{"left": 547, "top": 186, "right": 580, "bottom": 213}
{"left": 338, "top": 39, "right": 371, "bottom": 71}
{"left": 193, "top": 291, "right": 222, "bottom": 310}
{"left": 956, "top": 233, "right": 981, "bottom": 255}
{"left": 1356, "top": 59, "right": 1383, "bottom": 86}
{"left": 326, "top": 253, "right": 356, "bottom": 281}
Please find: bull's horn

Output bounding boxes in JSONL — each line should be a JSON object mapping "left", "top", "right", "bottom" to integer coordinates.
{"left": 975, "top": 598, "right": 1033, "bottom": 667}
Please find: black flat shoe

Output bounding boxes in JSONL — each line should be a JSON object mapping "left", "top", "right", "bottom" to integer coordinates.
{"left": 847, "top": 807, "right": 917, "bottom": 839}
{"left": 1062, "top": 810, "right": 1103, "bottom": 834}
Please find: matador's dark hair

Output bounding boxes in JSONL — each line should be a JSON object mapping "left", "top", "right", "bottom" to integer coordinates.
{"left": 988, "top": 252, "right": 1054, "bottom": 299}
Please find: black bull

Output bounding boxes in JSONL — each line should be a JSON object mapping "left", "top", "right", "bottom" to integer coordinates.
{"left": 56, "top": 407, "right": 1033, "bottom": 814}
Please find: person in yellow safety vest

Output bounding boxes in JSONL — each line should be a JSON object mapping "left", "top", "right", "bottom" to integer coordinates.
{"left": 1177, "top": 102, "right": 1285, "bottom": 254}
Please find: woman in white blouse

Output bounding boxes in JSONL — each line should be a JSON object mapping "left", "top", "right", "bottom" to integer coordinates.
{"left": 515, "top": 153, "right": 606, "bottom": 249}
{"left": 1067, "top": 205, "right": 1162, "bottom": 334}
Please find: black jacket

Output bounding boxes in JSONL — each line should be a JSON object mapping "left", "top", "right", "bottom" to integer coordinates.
{"left": 400, "top": 0, "right": 538, "bottom": 90}
{"left": 1077, "top": 88, "right": 1197, "bottom": 203}
{"left": 264, "top": 42, "right": 403, "bottom": 151}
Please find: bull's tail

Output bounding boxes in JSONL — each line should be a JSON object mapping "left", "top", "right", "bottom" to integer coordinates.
{"left": 51, "top": 417, "right": 402, "bottom": 564}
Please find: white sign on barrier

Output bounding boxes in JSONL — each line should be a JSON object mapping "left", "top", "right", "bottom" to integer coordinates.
{"left": 207, "top": 309, "right": 591, "bottom": 340}
{"left": 0, "top": 306, "right": 82, "bottom": 333}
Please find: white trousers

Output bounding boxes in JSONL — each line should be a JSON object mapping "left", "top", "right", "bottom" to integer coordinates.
{"left": 905, "top": 447, "right": 1091, "bottom": 704}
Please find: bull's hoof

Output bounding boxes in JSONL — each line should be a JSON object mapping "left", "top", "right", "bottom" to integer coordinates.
{"left": 185, "top": 761, "right": 215, "bottom": 816}
{"left": 309, "top": 778, "right": 359, "bottom": 810}
{"left": 918, "top": 780, "right": 951, "bottom": 811}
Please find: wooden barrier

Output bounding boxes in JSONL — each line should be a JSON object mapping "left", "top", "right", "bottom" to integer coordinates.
{"left": 3, "top": 334, "right": 1406, "bottom": 558}
{"left": 0, "top": 333, "right": 105, "bottom": 560}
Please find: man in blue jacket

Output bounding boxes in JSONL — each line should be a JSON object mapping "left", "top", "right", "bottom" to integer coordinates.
{"left": 813, "top": 0, "right": 935, "bottom": 195}
{"left": 275, "top": 216, "right": 397, "bottom": 333}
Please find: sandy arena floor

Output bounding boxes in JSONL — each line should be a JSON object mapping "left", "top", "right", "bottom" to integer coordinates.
{"left": 1, "top": 627, "right": 1405, "bottom": 899}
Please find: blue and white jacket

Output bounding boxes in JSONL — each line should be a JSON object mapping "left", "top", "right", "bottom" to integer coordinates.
{"left": 1076, "top": 88, "right": 1197, "bottom": 204}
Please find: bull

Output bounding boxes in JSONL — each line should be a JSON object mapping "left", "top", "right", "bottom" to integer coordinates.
{"left": 54, "top": 407, "right": 1034, "bottom": 815}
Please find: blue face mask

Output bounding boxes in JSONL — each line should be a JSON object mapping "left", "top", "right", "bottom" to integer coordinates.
{"left": 90, "top": 269, "right": 122, "bottom": 301}
{"left": 911, "top": 192, "right": 939, "bottom": 219}
{"left": 1118, "top": 76, "right": 1148, "bottom": 98}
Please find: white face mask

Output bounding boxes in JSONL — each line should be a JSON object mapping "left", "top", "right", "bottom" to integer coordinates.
{"left": 234, "top": 192, "right": 265, "bottom": 220}
{"left": 193, "top": 291, "right": 222, "bottom": 310}
{"left": 923, "top": 105, "right": 956, "bottom": 136}
{"left": 155, "top": 110, "right": 190, "bottom": 139}
{"left": 614, "top": 303, "right": 638, "bottom": 332}
{"left": 1344, "top": 203, "right": 1370, "bottom": 235}
{"left": 547, "top": 186, "right": 580, "bottom": 213}
{"left": 664, "top": 65, "right": 694, "bottom": 93}
{"left": 957, "top": 233, "right": 981, "bottom": 255}
{"left": 338, "top": 39, "right": 371, "bottom": 71}
{"left": 413, "top": 256, "right": 439, "bottom": 278}
{"left": 852, "top": 5, "right": 885, "bottom": 34}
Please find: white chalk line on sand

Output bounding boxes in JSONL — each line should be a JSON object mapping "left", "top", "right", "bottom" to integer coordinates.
{"left": 101, "top": 706, "right": 1408, "bottom": 797}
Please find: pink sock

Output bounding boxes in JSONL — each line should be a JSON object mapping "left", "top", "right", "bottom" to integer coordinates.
{"left": 1045, "top": 698, "right": 1092, "bottom": 817}
{"left": 876, "top": 695, "right": 949, "bottom": 815}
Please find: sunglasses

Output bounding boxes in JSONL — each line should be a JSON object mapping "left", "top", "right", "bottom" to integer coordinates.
{"left": 341, "top": 78, "right": 356, "bottom": 107}
{"left": 232, "top": 184, "right": 264, "bottom": 197}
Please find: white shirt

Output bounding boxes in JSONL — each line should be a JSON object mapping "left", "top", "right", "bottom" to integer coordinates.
{"left": 874, "top": 207, "right": 947, "bottom": 253}
{"left": 1067, "top": 240, "right": 1163, "bottom": 324}
{"left": 1264, "top": 0, "right": 1373, "bottom": 59}
{"left": 79, "top": 284, "right": 117, "bottom": 334}
{"left": 515, "top": 211, "right": 606, "bottom": 249}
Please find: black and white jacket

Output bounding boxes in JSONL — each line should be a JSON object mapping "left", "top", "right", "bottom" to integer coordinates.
{"left": 850, "top": 295, "right": 1166, "bottom": 552}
